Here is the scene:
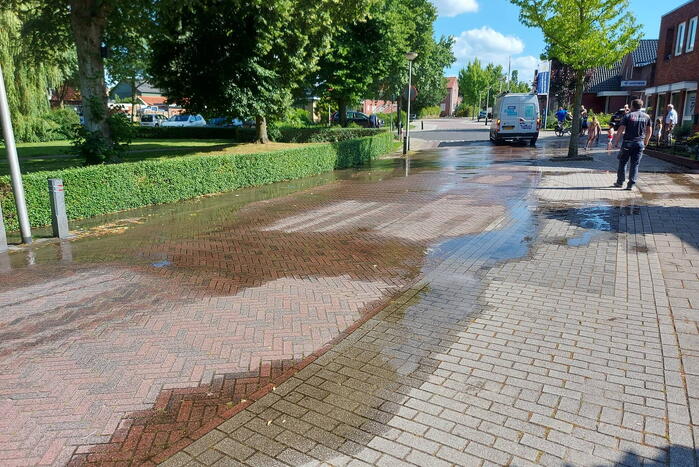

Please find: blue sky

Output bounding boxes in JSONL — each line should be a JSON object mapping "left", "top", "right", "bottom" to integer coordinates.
{"left": 433, "top": 0, "right": 689, "bottom": 80}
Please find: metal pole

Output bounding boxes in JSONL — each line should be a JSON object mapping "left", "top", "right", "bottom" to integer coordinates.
{"left": 0, "top": 203, "right": 7, "bottom": 253}
{"left": 544, "top": 60, "right": 552, "bottom": 130}
{"left": 485, "top": 88, "right": 490, "bottom": 126}
{"left": 0, "top": 64, "right": 31, "bottom": 244}
{"left": 404, "top": 60, "right": 413, "bottom": 155}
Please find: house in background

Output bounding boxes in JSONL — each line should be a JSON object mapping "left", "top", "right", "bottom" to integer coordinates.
{"left": 362, "top": 100, "right": 398, "bottom": 115}
{"left": 644, "top": 0, "right": 698, "bottom": 130}
{"left": 440, "top": 77, "right": 459, "bottom": 116}
{"left": 582, "top": 39, "right": 658, "bottom": 114}
{"left": 109, "top": 81, "right": 169, "bottom": 109}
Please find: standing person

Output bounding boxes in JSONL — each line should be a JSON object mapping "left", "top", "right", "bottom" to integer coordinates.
{"left": 652, "top": 117, "right": 663, "bottom": 145}
{"left": 580, "top": 105, "right": 588, "bottom": 136}
{"left": 663, "top": 104, "right": 678, "bottom": 145}
{"left": 612, "top": 99, "right": 652, "bottom": 190}
{"left": 606, "top": 125, "right": 615, "bottom": 150}
{"left": 585, "top": 116, "right": 601, "bottom": 150}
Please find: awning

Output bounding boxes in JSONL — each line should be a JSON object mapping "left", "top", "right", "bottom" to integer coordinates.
{"left": 644, "top": 81, "right": 698, "bottom": 95}
{"left": 597, "top": 91, "right": 630, "bottom": 97}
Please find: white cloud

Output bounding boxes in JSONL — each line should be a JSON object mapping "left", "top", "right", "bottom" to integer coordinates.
{"left": 452, "top": 26, "right": 538, "bottom": 84}
{"left": 432, "top": 0, "right": 479, "bottom": 17}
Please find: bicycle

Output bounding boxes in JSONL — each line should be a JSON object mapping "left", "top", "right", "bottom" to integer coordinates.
{"left": 554, "top": 121, "right": 571, "bottom": 137}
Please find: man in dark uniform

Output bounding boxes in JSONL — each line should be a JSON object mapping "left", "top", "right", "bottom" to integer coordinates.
{"left": 612, "top": 99, "right": 652, "bottom": 191}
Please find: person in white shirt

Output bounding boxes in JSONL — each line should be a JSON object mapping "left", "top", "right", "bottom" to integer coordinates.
{"left": 663, "top": 104, "right": 678, "bottom": 145}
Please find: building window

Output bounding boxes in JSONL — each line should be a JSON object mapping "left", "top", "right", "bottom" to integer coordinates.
{"left": 688, "top": 17, "right": 698, "bottom": 53}
{"left": 675, "top": 22, "right": 686, "bottom": 55}
{"left": 665, "top": 27, "right": 675, "bottom": 58}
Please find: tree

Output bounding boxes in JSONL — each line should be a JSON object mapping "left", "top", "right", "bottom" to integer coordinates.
{"left": 458, "top": 59, "right": 488, "bottom": 112}
{"left": 150, "top": 0, "right": 371, "bottom": 142}
{"left": 510, "top": 0, "right": 638, "bottom": 157}
{"left": 9, "top": 0, "right": 153, "bottom": 158}
{"left": 0, "top": 9, "right": 75, "bottom": 142}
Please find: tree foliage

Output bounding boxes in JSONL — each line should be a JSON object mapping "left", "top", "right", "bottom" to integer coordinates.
{"left": 0, "top": 9, "right": 76, "bottom": 142}
{"left": 150, "top": 0, "right": 372, "bottom": 142}
{"left": 314, "top": 0, "right": 454, "bottom": 125}
{"left": 510, "top": 0, "right": 639, "bottom": 156}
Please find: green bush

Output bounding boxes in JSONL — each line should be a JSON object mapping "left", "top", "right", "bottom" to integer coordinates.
{"left": 72, "top": 112, "right": 136, "bottom": 165}
{"left": 46, "top": 108, "right": 81, "bottom": 139}
{"left": 281, "top": 108, "right": 313, "bottom": 127}
{"left": 11, "top": 115, "right": 60, "bottom": 143}
{"left": 276, "top": 127, "right": 388, "bottom": 143}
{"left": 0, "top": 133, "right": 393, "bottom": 231}
{"left": 674, "top": 122, "right": 694, "bottom": 139}
{"left": 418, "top": 106, "right": 441, "bottom": 118}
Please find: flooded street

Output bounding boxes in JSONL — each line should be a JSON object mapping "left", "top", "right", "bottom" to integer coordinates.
{"left": 1, "top": 122, "right": 699, "bottom": 466}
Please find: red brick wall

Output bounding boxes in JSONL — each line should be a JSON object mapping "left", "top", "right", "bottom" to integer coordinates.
{"left": 655, "top": 0, "right": 699, "bottom": 85}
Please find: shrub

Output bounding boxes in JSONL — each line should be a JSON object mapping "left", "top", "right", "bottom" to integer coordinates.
{"left": 278, "top": 127, "right": 388, "bottom": 143}
{"left": 418, "top": 106, "right": 442, "bottom": 118}
{"left": 46, "top": 108, "right": 81, "bottom": 139}
{"left": 72, "top": 112, "right": 136, "bottom": 165}
{"left": 674, "top": 122, "right": 693, "bottom": 139}
{"left": 0, "top": 133, "right": 393, "bottom": 231}
{"left": 11, "top": 115, "right": 60, "bottom": 143}
{"left": 281, "top": 108, "right": 313, "bottom": 127}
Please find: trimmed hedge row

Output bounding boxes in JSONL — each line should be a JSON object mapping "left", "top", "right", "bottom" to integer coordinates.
{"left": 134, "top": 126, "right": 257, "bottom": 141}
{"left": 135, "top": 125, "right": 388, "bottom": 143}
{"left": 0, "top": 133, "right": 393, "bottom": 231}
{"left": 278, "top": 127, "right": 388, "bottom": 143}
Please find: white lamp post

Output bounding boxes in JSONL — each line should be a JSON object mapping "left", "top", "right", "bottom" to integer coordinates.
{"left": 403, "top": 51, "right": 418, "bottom": 155}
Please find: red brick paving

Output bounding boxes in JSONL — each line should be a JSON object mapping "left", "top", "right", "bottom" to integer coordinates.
{"left": 0, "top": 155, "right": 515, "bottom": 465}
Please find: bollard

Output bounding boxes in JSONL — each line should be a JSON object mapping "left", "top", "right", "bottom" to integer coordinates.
{"left": 0, "top": 203, "right": 7, "bottom": 252}
{"left": 421, "top": 121, "right": 424, "bottom": 130}
{"left": 48, "top": 178, "right": 69, "bottom": 238}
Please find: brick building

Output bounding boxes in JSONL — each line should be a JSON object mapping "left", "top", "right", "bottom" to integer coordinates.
{"left": 582, "top": 40, "right": 658, "bottom": 114}
{"left": 645, "top": 0, "right": 698, "bottom": 130}
{"left": 440, "top": 77, "right": 459, "bottom": 116}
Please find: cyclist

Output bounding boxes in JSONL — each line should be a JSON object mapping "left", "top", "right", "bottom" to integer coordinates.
{"left": 555, "top": 107, "right": 571, "bottom": 135}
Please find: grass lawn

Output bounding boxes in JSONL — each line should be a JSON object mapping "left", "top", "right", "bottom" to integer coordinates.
{"left": 0, "top": 139, "right": 304, "bottom": 175}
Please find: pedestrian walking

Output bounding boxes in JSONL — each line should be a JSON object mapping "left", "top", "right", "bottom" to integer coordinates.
{"left": 663, "top": 104, "right": 678, "bottom": 145}
{"left": 612, "top": 99, "right": 652, "bottom": 191}
{"left": 585, "top": 116, "right": 601, "bottom": 150}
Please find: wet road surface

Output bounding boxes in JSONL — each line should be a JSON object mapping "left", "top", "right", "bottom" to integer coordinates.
{"left": 1, "top": 131, "right": 699, "bottom": 466}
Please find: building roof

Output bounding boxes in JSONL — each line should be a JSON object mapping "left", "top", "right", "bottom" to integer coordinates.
{"left": 586, "top": 61, "right": 623, "bottom": 93}
{"left": 135, "top": 81, "right": 161, "bottom": 94}
{"left": 631, "top": 39, "right": 658, "bottom": 67}
{"left": 585, "top": 39, "right": 658, "bottom": 94}
{"left": 140, "top": 96, "right": 168, "bottom": 106}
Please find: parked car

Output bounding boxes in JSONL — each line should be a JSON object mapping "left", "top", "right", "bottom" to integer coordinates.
{"left": 331, "top": 111, "right": 374, "bottom": 128}
{"left": 489, "top": 93, "right": 540, "bottom": 146}
{"left": 478, "top": 110, "right": 487, "bottom": 121}
{"left": 140, "top": 114, "right": 168, "bottom": 127}
{"left": 206, "top": 117, "right": 244, "bottom": 128}
{"left": 162, "top": 114, "right": 207, "bottom": 127}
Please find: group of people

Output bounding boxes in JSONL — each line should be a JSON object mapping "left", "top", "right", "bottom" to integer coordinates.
{"left": 555, "top": 98, "right": 664, "bottom": 191}
{"left": 554, "top": 103, "right": 679, "bottom": 151}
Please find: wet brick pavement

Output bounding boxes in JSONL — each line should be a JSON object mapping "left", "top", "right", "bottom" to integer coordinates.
{"left": 1, "top": 129, "right": 699, "bottom": 466}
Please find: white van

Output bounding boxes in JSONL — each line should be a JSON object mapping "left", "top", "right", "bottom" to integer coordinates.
{"left": 489, "top": 93, "right": 540, "bottom": 146}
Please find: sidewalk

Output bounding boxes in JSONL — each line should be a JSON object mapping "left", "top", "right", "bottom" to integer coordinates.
{"left": 161, "top": 147, "right": 699, "bottom": 466}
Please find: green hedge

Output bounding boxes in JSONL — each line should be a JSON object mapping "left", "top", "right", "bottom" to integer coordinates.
{"left": 278, "top": 127, "right": 387, "bottom": 143}
{"left": 0, "top": 133, "right": 393, "bottom": 231}
{"left": 134, "top": 126, "right": 258, "bottom": 141}
{"left": 136, "top": 125, "right": 388, "bottom": 144}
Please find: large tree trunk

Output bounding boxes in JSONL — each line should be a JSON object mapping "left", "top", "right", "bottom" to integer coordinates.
{"left": 255, "top": 115, "right": 269, "bottom": 143}
{"left": 69, "top": 0, "right": 111, "bottom": 142}
{"left": 338, "top": 100, "right": 348, "bottom": 127}
{"left": 567, "top": 69, "right": 585, "bottom": 158}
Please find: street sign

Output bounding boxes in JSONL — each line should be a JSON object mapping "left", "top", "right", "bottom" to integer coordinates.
{"left": 402, "top": 85, "right": 418, "bottom": 101}
{"left": 621, "top": 80, "right": 647, "bottom": 87}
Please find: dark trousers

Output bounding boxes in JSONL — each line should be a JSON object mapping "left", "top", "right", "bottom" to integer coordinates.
{"left": 616, "top": 141, "right": 644, "bottom": 186}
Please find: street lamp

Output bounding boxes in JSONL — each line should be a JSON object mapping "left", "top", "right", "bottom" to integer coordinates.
{"left": 403, "top": 51, "right": 418, "bottom": 155}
